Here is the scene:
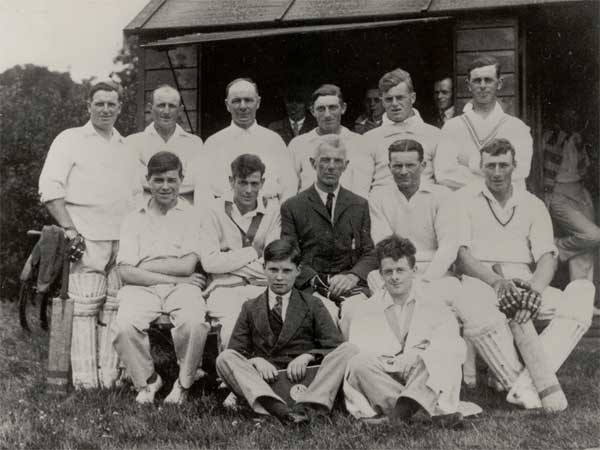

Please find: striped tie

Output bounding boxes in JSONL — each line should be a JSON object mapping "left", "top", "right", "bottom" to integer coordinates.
{"left": 271, "top": 295, "right": 283, "bottom": 336}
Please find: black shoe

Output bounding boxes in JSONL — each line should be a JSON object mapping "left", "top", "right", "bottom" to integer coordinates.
{"left": 279, "top": 411, "right": 310, "bottom": 426}
{"left": 431, "top": 412, "right": 464, "bottom": 429}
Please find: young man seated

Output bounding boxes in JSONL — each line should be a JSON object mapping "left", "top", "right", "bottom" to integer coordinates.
{"left": 216, "top": 239, "right": 359, "bottom": 425}
{"left": 344, "top": 236, "right": 466, "bottom": 427}
{"left": 200, "top": 153, "right": 281, "bottom": 348}
{"left": 112, "top": 151, "right": 209, "bottom": 405}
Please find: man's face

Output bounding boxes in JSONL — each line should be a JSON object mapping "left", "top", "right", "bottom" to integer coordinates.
{"left": 88, "top": 90, "right": 121, "bottom": 132}
{"left": 229, "top": 171, "right": 264, "bottom": 210}
{"left": 264, "top": 258, "right": 301, "bottom": 295}
{"left": 225, "top": 81, "right": 261, "bottom": 129}
{"left": 312, "top": 95, "right": 346, "bottom": 134}
{"left": 151, "top": 88, "right": 181, "bottom": 130}
{"left": 364, "top": 89, "right": 384, "bottom": 119}
{"left": 389, "top": 151, "right": 424, "bottom": 193}
{"left": 468, "top": 65, "right": 502, "bottom": 108}
{"left": 381, "top": 82, "right": 416, "bottom": 123}
{"left": 147, "top": 169, "right": 182, "bottom": 208}
{"left": 380, "top": 256, "right": 415, "bottom": 298}
{"left": 310, "top": 144, "right": 348, "bottom": 189}
{"left": 434, "top": 78, "right": 453, "bottom": 111}
{"left": 481, "top": 151, "right": 515, "bottom": 195}
{"left": 285, "top": 99, "right": 307, "bottom": 122}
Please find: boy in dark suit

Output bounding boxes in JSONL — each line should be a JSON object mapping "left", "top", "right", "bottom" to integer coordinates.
{"left": 216, "top": 239, "right": 359, "bottom": 425}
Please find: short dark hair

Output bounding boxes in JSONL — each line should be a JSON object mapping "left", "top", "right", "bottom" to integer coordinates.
{"left": 375, "top": 236, "right": 416, "bottom": 269}
{"left": 311, "top": 84, "right": 344, "bottom": 104}
{"left": 388, "top": 139, "right": 424, "bottom": 162}
{"left": 88, "top": 80, "right": 121, "bottom": 102}
{"left": 379, "top": 68, "right": 414, "bottom": 94}
{"left": 264, "top": 239, "right": 302, "bottom": 266}
{"left": 226, "top": 78, "right": 259, "bottom": 97}
{"left": 467, "top": 55, "right": 501, "bottom": 79}
{"left": 480, "top": 138, "right": 516, "bottom": 163}
{"left": 147, "top": 151, "right": 183, "bottom": 178}
{"left": 230, "top": 153, "right": 266, "bottom": 179}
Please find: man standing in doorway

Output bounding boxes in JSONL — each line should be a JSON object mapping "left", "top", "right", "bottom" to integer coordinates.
{"left": 354, "top": 87, "right": 384, "bottom": 135}
{"left": 431, "top": 76, "right": 455, "bottom": 129}
{"left": 268, "top": 87, "right": 316, "bottom": 145}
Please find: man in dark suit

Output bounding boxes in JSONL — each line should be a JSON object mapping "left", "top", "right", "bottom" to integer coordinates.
{"left": 268, "top": 87, "right": 316, "bottom": 145}
{"left": 281, "top": 134, "right": 377, "bottom": 339}
{"left": 216, "top": 239, "right": 359, "bottom": 425}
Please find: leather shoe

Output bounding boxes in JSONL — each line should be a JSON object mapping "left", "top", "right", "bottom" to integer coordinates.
{"left": 431, "top": 412, "right": 464, "bottom": 429}
{"left": 279, "top": 411, "right": 310, "bottom": 426}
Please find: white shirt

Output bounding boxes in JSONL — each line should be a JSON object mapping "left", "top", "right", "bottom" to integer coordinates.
{"left": 314, "top": 183, "right": 340, "bottom": 220}
{"left": 457, "top": 183, "right": 557, "bottom": 275}
{"left": 268, "top": 288, "right": 291, "bottom": 321}
{"left": 117, "top": 198, "right": 203, "bottom": 266}
{"left": 38, "top": 121, "right": 141, "bottom": 240}
{"left": 193, "top": 121, "right": 298, "bottom": 210}
{"left": 369, "top": 182, "right": 459, "bottom": 279}
{"left": 288, "top": 126, "right": 374, "bottom": 198}
{"left": 364, "top": 109, "right": 440, "bottom": 192}
{"left": 435, "top": 102, "right": 533, "bottom": 191}
{"left": 126, "top": 123, "right": 204, "bottom": 194}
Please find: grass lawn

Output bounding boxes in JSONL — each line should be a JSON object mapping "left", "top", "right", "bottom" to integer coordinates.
{"left": 1, "top": 299, "right": 599, "bottom": 450}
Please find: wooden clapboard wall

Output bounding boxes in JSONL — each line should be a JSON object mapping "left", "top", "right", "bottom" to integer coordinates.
{"left": 454, "top": 18, "right": 519, "bottom": 117}
{"left": 140, "top": 46, "right": 200, "bottom": 133}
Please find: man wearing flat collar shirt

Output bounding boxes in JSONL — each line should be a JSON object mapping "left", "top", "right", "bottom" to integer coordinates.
{"left": 193, "top": 78, "right": 298, "bottom": 210}
{"left": 364, "top": 68, "right": 441, "bottom": 192}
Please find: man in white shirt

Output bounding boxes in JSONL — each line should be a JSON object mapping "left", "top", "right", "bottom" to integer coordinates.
{"left": 126, "top": 85, "right": 204, "bottom": 204}
{"left": 193, "top": 78, "right": 297, "bottom": 210}
{"left": 200, "top": 154, "right": 281, "bottom": 348}
{"left": 344, "top": 236, "right": 465, "bottom": 427}
{"left": 434, "top": 56, "right": 533, "bottom": 191}
{"left": 113, "top": 151, "right": 209, "bottom": 405}
{"left": 367, "top": 139, "right": 459, "bottom": 291}
{"left": 364, "top": 68, "right": 441, "bottom": 191}
{"left": 431, "top": 76, "right": 455, "bottom": 129}
{"left": 288, "top": 84, "right": 374, "bottom": 198}
{"left": 38, "top": 80, "right": 141, "bottom": 389}
{"left": 453, "top": 138, "right": 594, "bottom": 409}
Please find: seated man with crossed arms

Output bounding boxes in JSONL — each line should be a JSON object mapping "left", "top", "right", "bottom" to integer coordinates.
{"left": 200, "top": 154, "right": 281, "bottom": 348}
{"left": 453, "top": 138, "right": 594, "bottom": 409}
{"left": 113, "top": 152, "right": 209, "bottom": 405}
{"left": 216, "top": 239, "right": 358, "bottom": 425}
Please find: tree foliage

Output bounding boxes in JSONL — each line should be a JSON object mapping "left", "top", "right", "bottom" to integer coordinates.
{"left": 0, "top": 65, "right": 89, "bottom": 297}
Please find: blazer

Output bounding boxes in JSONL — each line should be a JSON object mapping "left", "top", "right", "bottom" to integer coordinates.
{"left": 268, "top": 116, "right": 316, "bottom": 145}
{"left": 228, "top": 288, "right": 343, "bottom": 368}
{"left": 280, "top": 185, "right": 377, "bottom": 288}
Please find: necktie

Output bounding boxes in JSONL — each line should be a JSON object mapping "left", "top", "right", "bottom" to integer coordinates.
{"left": 271, "top": 295, "right": 283, "bottom": 336}
{"left": 325, "top": 192, "right": 334, "bottom": 220}
{"left": 292, "top": 121, "right": 300, "bottom": 136}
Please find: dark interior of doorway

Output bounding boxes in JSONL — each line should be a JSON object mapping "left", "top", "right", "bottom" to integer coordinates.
{"left": 199, "top": 20, "right": 454, "bottom": 138}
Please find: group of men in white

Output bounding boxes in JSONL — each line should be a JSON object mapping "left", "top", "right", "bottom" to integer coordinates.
{"left": 38, "top": 54, "right": 595, "bottom": 426}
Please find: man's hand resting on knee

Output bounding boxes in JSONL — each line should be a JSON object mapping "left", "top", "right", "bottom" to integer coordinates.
{"left": 250, "top": 357, "right": 278, "bottom": 383}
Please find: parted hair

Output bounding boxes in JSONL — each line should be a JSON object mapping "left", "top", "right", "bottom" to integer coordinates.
{"left": 311, "top": 84, "right": 344, "bottom": 104}
{"left": 231, "top": 153, "right": 266, "bottom": 179}
{"left": 264, "top": 239, "right": 302, "bottom": 266}
{"left": 480, "top": 138, "right": 516, "bottom": 162}
{"left": 378, "top": 68, "right": 414, "bottom": 94}
{"left": 467, "top": 55, "right": 501, "bottom": 78}
{"left": 147, "top": 151, "right": 183, "bottom": 178}
{"left": 388, "top": 139, "right": 424, "bottom": 162}
{"left": 88, "top": 80, "right": 121, "bottom": 101}
{"left": 376, "top": 236, "right": 417, "bottom": 269}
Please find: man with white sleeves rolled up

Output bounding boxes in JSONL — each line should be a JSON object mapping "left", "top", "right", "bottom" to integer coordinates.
{"left": 453, "top": 137, "right": 594, "bottom": 409}
{"left": 200, "top": 153, "right": 281, "bottom": 348}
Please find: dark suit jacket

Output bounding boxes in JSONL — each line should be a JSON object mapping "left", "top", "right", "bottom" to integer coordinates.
{"left": 268, "top": 116, "right": 317, "bottom": 145}
{"left": 280, "top": 185, "right": 377, "bottom": 289}
{"left": 228, "top": 289, "right": 343, "bottom": 368}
